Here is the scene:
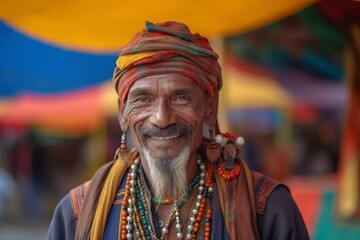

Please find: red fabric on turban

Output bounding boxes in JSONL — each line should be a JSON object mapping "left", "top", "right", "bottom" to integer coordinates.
{"left": 113, "top": 21, "right": 222, "bottom": 102}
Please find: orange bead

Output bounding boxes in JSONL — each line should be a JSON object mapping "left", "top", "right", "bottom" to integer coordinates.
{"left": 120, "top": 144, "right": 127, "bottom": 150}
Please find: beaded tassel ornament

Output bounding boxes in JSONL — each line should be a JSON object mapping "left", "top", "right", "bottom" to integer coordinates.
{"left": 115, "top": 132, "right": 132, "bottom": 164}
{"left": 214, "top": 132, "right": 244, "bottom": 181}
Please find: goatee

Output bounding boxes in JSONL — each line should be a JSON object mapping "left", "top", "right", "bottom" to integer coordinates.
{"left": 143, "top": 147, "right": 190, "bottom": 200}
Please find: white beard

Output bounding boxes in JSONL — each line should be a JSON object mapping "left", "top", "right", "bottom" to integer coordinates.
{"left": 143, "top": 147, "right": 190, "bottom": 200}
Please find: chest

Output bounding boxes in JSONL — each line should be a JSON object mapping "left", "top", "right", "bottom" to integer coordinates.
{"left": 103, "top": 173, "right": 228, "bottom": 240}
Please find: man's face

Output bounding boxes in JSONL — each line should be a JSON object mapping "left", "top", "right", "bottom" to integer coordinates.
{"left": 120, "top": 73, "right": 214, "bottom": 161}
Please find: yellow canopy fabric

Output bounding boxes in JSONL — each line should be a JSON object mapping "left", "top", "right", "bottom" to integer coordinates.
{"left": 0, "top": 0, "right": 317, "bottom": 52}
{"left": 223, "top": 69, "right": 291, "bottom": 109}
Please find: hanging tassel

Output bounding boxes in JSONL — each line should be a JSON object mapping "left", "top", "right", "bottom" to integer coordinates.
{"left": 117, "top": 144, "right": 132, "bottom": 165}
{"left": 224, "top": 143, "right": 237, "bottom": 170}
{"left": 206, "top": 140, "right": 221, "bottom": 162}
{"left": 113, "top": 132, "right": 132, "bottom": 165}
{"left": 223, "top": 133, "right": 244, "bottom": 170}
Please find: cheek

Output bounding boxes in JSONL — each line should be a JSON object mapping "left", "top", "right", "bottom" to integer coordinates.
{"left": 189, "top": 105, "right": 208, "bottom": 143}
{"left": 125, "top": 104, "right": 152, "bottom": 126}
{"left": 178, "top": 107, "right": 206, "bottom": 145}
{"left": 125, "top": 108, "right": 148, "bottom": 144}
{"left": 179, "top": 105, "right": 205, "bottom": 127}
{"left": 127, "top": 118, "right": 147, "bottom": 154}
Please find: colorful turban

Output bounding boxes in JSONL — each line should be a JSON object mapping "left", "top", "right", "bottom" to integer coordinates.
{"left": 113, "top": 21, "right": 222, "bottom": 102}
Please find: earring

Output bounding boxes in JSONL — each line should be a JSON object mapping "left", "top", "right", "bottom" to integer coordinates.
{"left": 217, "top": 132, "right": 244, "bottom": 181}
{"left": 114, "top": 132, "right": 132, "bottom": 164}
{"left": 206, "top": 124, "right": 221, "bottom": 162}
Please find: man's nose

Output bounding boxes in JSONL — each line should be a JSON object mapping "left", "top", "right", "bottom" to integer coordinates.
{"left": 149, "top": 100, "right": 176, "bottom": 128}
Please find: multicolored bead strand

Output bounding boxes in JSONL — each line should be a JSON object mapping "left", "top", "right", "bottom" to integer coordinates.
{"left": 184, "top": 159, "right": 208, "bottom": 239}
{"left": 120, "top": 173, "right": 131, "bottom": 239}
{"left": 120, "top": 153, "right": 213, "bottom": 240}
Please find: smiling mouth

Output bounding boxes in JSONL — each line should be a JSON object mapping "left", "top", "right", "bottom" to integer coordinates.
{"left": 149, "top": 134, "right": 181, "bottom": 141}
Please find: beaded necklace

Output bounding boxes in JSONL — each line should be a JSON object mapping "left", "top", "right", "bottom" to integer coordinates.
{"left": 120, "top": 153, "right": 213, "bottom": 240}
{"left": 152, "top": 172, "right": 200, "bottom": 206}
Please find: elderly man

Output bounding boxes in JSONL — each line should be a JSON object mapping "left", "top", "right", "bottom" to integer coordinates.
{"left": 47, "top": 21, "right": 309, "bottom": 240}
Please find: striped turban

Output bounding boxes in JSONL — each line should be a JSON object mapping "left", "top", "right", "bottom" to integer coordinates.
{"left": 113, "top": 21, "right": 222, "bottom": 102}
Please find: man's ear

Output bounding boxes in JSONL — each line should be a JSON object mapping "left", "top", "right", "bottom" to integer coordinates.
{"left": 204, "top": 92, "right": 219, "bottom": 126}
{"left": 118, "top": 99, "right": 129, "bottom": 132}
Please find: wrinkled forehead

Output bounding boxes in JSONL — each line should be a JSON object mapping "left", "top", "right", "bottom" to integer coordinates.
{"left": 124, "top": 73, "right": 207, "bottom": 100}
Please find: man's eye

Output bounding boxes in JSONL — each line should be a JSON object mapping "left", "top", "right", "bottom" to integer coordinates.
{"left": 173, "top": 95, "right": 190, "bottom": 102}
{"left": 136, "top": 97, "right": 150, "bottom": 102}
{"left": 129, "top": 96, "right": 150, "bottom": 103}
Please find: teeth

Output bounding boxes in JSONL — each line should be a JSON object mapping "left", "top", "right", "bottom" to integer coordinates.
{"left": 151, "top": 134, "right": 180, "bottom": 140}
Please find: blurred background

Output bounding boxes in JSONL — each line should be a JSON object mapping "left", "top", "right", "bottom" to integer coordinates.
{"left": 0, "top": 0, "right": 359, "bottom": 239}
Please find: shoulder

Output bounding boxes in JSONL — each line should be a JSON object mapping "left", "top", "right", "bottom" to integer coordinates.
{"left": 260, "top": 186, "right": 296, "bottom": 218}
{"left": 47, "top": 160, "right": 124, "bottom": 240}
{"left": 53, "top": 192, "right": 74, "bottom": 220}
{"left": 47, "top": 193, "right": 77, "bottom": 240}
{"left": 47, "top": 181, "right": 92, "bottom": 240}
{"left": 69, "top": 160, "right": 118, "bottom": 220}
{"left": 252, "top": 171, "right": 287, "bottom": 215}
{"left": 256, "top": 184, "right": 310, "bottom": 240}
{"left": 69, "top": 180, "right": 91, "bottom": 221}
{"left": 258, "top": 185, "right": 309, "bottom": 240}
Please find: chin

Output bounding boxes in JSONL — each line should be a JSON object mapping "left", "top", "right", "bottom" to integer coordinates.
{"left": 147, "top": 149, "right": 183, "bottom": 161}
{"left": 145, "top": 142, "right": 187, "bottom": 160}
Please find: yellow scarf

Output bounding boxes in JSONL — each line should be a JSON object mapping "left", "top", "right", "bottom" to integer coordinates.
{"left": 90, "top": 158, "right": 129, "bottom": 239}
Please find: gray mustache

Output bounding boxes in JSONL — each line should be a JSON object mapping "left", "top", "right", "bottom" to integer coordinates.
{"left": 140, "top": 124, "right": 191, "bottom": 140}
